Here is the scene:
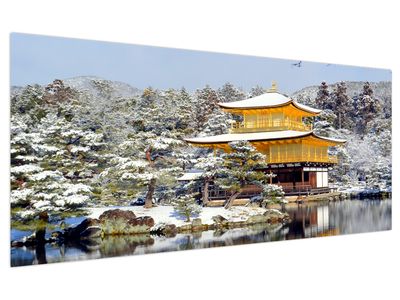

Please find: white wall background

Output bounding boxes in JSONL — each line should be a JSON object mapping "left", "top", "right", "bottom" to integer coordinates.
{"left": 1, "top": 1, "right": 398, "bottom": 299}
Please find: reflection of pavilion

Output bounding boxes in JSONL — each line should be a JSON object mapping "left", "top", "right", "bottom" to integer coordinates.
{"left": 285, "top": 204, "right": 339, "bottom": 239}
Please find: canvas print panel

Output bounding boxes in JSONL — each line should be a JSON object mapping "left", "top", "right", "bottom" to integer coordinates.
{"left": 10, "top": 33, "right": 392, "bottom": 266}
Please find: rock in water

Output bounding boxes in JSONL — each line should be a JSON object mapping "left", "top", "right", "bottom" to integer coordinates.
{"left": 212, "top": 215, "right": 228, "bottom": 225}
{"left": 99, "top": 209, "right": 154, "bottom": 235}
{"left": 246, "top": 215, "right": 269, "bottom": 224}
{"left": 64, "top": 218, "right": 99, "bottom": 239}
{"left": 150, "top": 223, "right": 177, "bottom": 236}
{"left": 80, "top": 226, "right": 102, "bottom": 239}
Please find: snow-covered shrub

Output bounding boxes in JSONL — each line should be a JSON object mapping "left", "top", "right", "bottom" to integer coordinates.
{"left": 15, "top": 209, "right": 36, "bottom": 221}
{"left": 262, "top": 184, "right": 285, "bottom": 203}
{"left": 10, "top": 188, "right": 33, "bottom": 206}
{"left": 64, "top": 194, "right": 90, "bottom": 207}
{"left": 172, "top": 194, "right": 202, "bottom": 222}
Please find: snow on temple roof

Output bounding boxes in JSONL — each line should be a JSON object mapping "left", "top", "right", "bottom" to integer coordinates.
{"left": 218, "top": 91, "right": 321, "bottom": 114}
{"left": 291, "top": 101, "right": 322, "bottom": 114}
{"left": 185, "top": 130, "right": 346, "bottom": 144}
{"left": 218, "top": 92, "right": 290, "bottom": 109}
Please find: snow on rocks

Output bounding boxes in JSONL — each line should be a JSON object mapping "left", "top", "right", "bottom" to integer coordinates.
{"left": 87, "top": 205, "right": 286, "bottom": 230}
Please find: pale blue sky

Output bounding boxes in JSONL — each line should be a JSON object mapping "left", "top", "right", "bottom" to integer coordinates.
{"left": 10, "top": 33, "right": 392, "bottom": 94}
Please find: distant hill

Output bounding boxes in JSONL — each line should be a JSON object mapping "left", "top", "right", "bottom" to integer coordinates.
{"left": 10, "top": 76, "right": 142, "bottom": 102}
{"left": 63, "top": 76, "right": 142, "bottom": 99}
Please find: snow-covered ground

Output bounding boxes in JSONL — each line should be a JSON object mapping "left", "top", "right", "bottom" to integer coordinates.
{"left": 87, "top": 205, "right": 269, "bottom": 226}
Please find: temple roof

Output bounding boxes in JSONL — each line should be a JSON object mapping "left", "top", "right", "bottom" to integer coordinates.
{"left": 185, "top": 130, "right": 346, "bottom": 145}
{"left": 217, "top": 91, "right": 321, "bottom": 115}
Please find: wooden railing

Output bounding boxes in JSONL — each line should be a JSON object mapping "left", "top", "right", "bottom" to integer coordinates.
{"left": 207, "top": 184, "right": 336, "bottom": 199}
{"left": 267, "top": 154, "right": 338, "bottom": 164}
{"left": 230, "top": 119, "right": 312, "bottom": 133}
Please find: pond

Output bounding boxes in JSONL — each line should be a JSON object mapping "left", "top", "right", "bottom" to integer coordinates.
{"left": 10, "top": 198, "right": 392, "bottom": 267}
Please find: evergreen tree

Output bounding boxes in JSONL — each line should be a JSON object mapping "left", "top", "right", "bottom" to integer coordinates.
{"left": 356, "top": 82, "right": 382, "bottom": 133}
{"left": 10, "top": 80, "right": 107, "bottom": 220}
{"left": 313, "top": 109, "right": 337, "bottom": 137}
{"left": 330, "top": 81, "right": 352, "bottom": 129}
{"left": 249, "top": 85, "right": 266, "bottom": 98}
{"left": 193, "top": 154, "right": 223, "bottom": 206}
{"left": 201, "top": 111, "right": 230, "bottom": 136}
{"left": 10, "top": 112, "right": 100, "bottom": 218}
{"left": 194, "top": 86, "right": 220, "bottom": 129}
{"left": 172, "top": 193, "right": 202, "bottom": 222}
{"left": 218, "top": 82, "right": 246, "bottom": 103}
{"left": 216, "top": 141, "right": 272, "bottom": 209}
{"left": 315, "top": 81, "right": 331, "bottom": 109}
{"left": 10, "top": 84, "right": 46, "bottom": 126}
{"left": 262, "top": 184, "right": 285, "bottom": 206}
{"left": 175, "top": 88, "right": 195, "bottom": 132}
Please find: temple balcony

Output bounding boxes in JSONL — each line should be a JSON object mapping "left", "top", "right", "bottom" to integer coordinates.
{"left": 230, "top": 119, "right": 312, "bottom": 133}
{"left": 266, "top": 154, "right": 338, "bottom": 164}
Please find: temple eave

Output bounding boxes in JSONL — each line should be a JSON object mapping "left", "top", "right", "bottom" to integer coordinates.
{"left": 185, "top": 132, "right": 345, "bottom": 146}
{"left": 217, "top": 100, "right": 321, "bottom": 116}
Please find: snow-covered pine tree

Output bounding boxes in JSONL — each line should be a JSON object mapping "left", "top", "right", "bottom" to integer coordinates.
{"left": 248, "top": 85, "right": 266, "bottom": 98}
{"left": 262, "top": 184, "right": 285, "bottom": 206}
{"left": 315, "top": 81, "right": 331, "bottom": 110}
{"left": 356, "top": 82, "right": 382, "bottom": 134}
{"left": 218, "top": 82, "right": 246, "bottom": 103}
{"left": 172, "top": 193, "right": 202, "bottom": 222}
{"left": 97, "top": 143, "right": 149, "bottom": 206}
{"left": 329, "top": 144, "right": 352, "bottom": 185}
{"left": 201, "top": 110, "right": 230, "bottom": 136}
{"left": 10, "top": 115, "right": 44, "bottom": 210}
{"left": 10, "top": 80, "right": 108, "bottom": 221}
{"left": 101, "top": 129, "right": 184, "bottom": 208}
{"left": 141, "top": 132, "right": 185, "bottom": 208}
{"left": 193, "top": 154, "right": 223, "bottom": 206}
{"left": 10, "top": 84, "right": 46, "bottom": 126}
{"left": 216, "top": 141, "right": 272, "bottom": 209}
{"left": 313, "top": 109, "right": 338, "bottom": 137}
{"left": 175, "top": 88, "right": 196, "bottom": 134}
{"left": 330, "top": 81, "right": 353, "bottom": 129}
{"left": 194, "top": 85, "right": 220, "bottom": 129}
{"left": 10, "top": 112, "right": 99, "bottom": 219}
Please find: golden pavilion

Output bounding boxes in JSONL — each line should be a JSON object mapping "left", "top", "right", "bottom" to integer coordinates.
{"left": 185, "top": 82, "right": 346, "bottom": 195}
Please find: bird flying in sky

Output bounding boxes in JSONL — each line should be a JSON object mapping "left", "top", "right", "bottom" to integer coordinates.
{"left": 291, "top": 61, "right": 302, "bottom": 68}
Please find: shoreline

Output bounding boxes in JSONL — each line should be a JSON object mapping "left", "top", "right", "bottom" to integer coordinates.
{"left": 11, "top": 206, "right": 291, "bottom": 247}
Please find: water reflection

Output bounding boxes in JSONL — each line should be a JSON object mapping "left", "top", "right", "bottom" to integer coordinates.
{"left": 10, "top": 199, "right": 392, "bottom": 267}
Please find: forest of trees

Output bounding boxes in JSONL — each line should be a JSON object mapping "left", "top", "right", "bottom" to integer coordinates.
{"left": 10, "top": 77, "right": 392, "bottom": 222}
{"left": 310, "top": 81, "right": 391, "bottom": 190}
